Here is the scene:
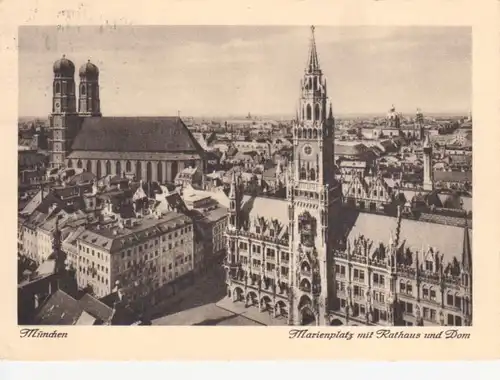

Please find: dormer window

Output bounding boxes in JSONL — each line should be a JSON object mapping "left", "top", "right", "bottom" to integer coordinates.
{"left": 255, "top": 226, "right": 260, "bottom": 234}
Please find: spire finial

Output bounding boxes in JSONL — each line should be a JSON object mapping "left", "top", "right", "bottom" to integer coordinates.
{"left": 307, "top": 25, "right": 320, "bottom": 72}
{"left": 62, "top": 54, "right": 66, "bottom": 58}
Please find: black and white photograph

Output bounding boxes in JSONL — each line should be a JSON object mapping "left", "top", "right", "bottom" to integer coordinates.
{"left": 17, "top": 25, "right": 473, "bottom": 327}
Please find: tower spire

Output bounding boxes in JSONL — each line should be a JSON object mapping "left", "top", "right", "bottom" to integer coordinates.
{"left": 461, "top": 219, "right": 472, "bottom": 273}
{"left": 307, "top": 25, "right": 320, "bottom": 73}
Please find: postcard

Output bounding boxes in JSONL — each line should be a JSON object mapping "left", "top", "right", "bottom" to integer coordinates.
{"left": 1, "top": 0, "right": 499, "bottom": 361}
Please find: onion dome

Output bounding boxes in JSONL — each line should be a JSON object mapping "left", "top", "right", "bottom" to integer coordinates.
{"left": 79, "top": 60, "right": 99, "bottom": 79}
{"left": 53, "top": 55, "right": 75, "bottom": 77}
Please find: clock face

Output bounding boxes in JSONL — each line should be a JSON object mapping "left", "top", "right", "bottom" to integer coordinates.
{"left": 303, "top": 144, "right": 312, "bottom": 156}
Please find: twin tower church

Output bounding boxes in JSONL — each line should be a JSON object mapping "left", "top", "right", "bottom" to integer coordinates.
{"left": 48, "top": 56, "right": 205, "bottom": 183}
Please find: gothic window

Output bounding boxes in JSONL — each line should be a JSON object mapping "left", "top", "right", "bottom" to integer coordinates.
{"left": 81, "top": 85, "right": 86, "bottom": 96}
{"left": 314, "top": 104, "right": 320, "bottom": 120}
{"left": 105, "top": 160, "right": 111, "bottom": 175}
{"left": 136, "top": 161, "right": 142, "bottom": 180}
{"left": 116, "top": 161, "right": 121, "bottom": 176}
{"left": 298, "top": 129, "right": 302, "bottom": 138}
{"left": 76, "top": 159, "right": 82, "bottom": 169}
{"left": 146, "top": 162, "right": 152, "bottom": 182}
{"left": 126, "top": 160, "right": 132, "bottom": 172}
{"left": 171, "top": 161, "right": 178, "bottom": 181}
{"left": 429, "top": 287, "right": 437, "bottom": 301}
{"left": 422, "top": 286, "right": 429, "bottom": 299}
{"left": 425, "top": 260, "right": 433, "bottom": 271}
{"left": 306, "top": 104, "right": 312, "bottom": 120}
{"left": 96, "top": 160, "right": 102, "bottom": 178}
{"left": 313, "top": 129, "right": 318, "bottom": 139}
{"left": 308, "top": 78, "right": 312, "bottom": 89}
{"left": 301, "top": 261, "right": 311, "bottom": 275}
{"left": 55, "top": 82, "right": 60, "bottom": 93}
{"left": 157, "top": 162, "right": 163, "bottom": 183}
{"left": 67, "top": 159, "right": 73, "bottom": 168}
{"left": 299, "top": 167, "right": 307, "bottom": 180}
{"left": 308, "top": 129, "right": 312, "bottom": 139}
{"left": 86, "top": 160, "right": 92, "bottom": 172}
{"left": 309, "top": 168, "right": 316, "bottom": 181}
{"left": 313, "top": 77, "right": 318, "bottom": 91}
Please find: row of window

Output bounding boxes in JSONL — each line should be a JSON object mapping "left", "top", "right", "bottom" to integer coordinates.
{"left": 79, "top": 267, "right": 109, "bottom": 286}
{"left": 80, "top": 245, "right": 110, "bottom": 262}
{"left": 349, "top": 187, "right": 384, "bottom": 197}
{"left": 238, "top": 256, "right": 290, "bottom": 277}
{"left": 238, "top": 242, "right": 290, "bottom": 261}
{"left": 120, "top": 238, "right": 189, "bottom": 260}
{"left": 337, "top": 298, "right": 389, "bottom": 322}
{"left": 335, "top": 265, "right": 386, "bottom": 287}
{"left": 161, "top": 255, "right": 192, "bottom": 272}
{"left": 78, "top": 255, "right": 108, "bottom": 269}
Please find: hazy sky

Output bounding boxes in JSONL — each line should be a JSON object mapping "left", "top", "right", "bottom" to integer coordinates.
{"left": 18, "top": 25, "right": 471, "bottom": 117}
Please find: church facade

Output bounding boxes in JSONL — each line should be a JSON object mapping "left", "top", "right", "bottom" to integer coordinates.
{"left": 223, "top": 26, "right": 473, "bottom": 327}
{"left": 48, "top": 57, "right": 205, "bottom": 183}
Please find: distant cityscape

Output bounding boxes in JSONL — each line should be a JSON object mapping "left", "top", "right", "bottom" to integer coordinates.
{"left": 18, "top": 26, "right": 472, "bottom": 327}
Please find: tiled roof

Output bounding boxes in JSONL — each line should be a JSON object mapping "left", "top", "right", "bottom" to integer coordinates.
{"left": 182, "top": 186, "right": 230, "bottom": 209}
{"left": 77, "top": 212, "right": 192, "bottom": 253}
{"left": 75, "top": 311, "right": 97, "bottom": 325}
{"left": 335, "top": 143, "right": 369, "bottom": 156}
{"left": 344, "top": 210, "right": 469, "bottom": 265}
{"left": 434, "top": 170, "right": 472, "bottom": 183}
{"left": 68, "top": 171, "right": 96, "bottom": 185}
{"left": 67, "top": 151, "right": 201, "bottom": 161}
{"left": 71, "top": 117, "right": 203, "bottom": 153}
{"left": 241, "top": 195, "right": 289, "bottom": 226}
{"left": 34, "top": 290, "right": 83, "bottom": 325}
{"left": 202, "top": 205, "right": 228, "bottom": 223}
{"left": 18, "top": 151, "right": 47, "bottom": 167}
{"left": 20, "top": 189, "right": 47, "bottom": 216}
{"left": 78, "top": 293, "right": 113, "bottom": 322}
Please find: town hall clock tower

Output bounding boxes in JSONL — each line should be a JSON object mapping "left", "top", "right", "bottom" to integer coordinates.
{"left": 287, "top": 26, "right": 343, "bottom": 325}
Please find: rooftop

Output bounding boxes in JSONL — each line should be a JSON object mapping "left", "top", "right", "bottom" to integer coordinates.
{"left": 71, "top": 117, "right": 203, "bottom": 154}
{"left": 77, "top": 212, "right": 192, "bottom": 253}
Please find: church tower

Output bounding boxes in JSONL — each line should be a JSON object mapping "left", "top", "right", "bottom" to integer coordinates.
{"left": 49, "top": 55, "right": 79, "bottom": 169}
{"left": 228, "top": 170, "right": 243, "bottom": 231}
{"left": 415, "top": 108, "right": 424, "bottom": 140}
{"left": 78, "top": 60, "right": 101, "bottom": 116}
{"left": 460, "top": 221, "right": 473, "bottom": 326}
{"left": 422, "top": 132, "right": 433, "bottom": 191}
{"left": 288, "top": 26, "right": 343, "bottom": 325}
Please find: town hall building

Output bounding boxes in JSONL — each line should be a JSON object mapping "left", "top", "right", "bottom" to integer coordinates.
{"left": 223, "top": 26, "right": 473, "bottom": 327}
